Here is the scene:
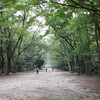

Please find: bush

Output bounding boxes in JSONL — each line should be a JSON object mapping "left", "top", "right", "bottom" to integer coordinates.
{"left": 63, "top": 66, "right": 69, "bottom": 71}
{"left": 74, "top": 67, "right": 79, "bottom": 73}
{"left": 91, "top": 65, "right": 98, "bottom": 75}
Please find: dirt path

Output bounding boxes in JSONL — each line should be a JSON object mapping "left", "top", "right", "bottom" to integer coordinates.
{"left": 0, "top": 68, "right": 100, "bottom": 100}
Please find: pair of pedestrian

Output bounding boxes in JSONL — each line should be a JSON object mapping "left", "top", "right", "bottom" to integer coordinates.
{"left": 36, "top": 67, "right": 48, "bottom": 74}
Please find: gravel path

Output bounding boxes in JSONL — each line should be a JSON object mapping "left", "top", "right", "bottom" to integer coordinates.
{"left": 0, "top": 68, "right": 100, "bottom": 100}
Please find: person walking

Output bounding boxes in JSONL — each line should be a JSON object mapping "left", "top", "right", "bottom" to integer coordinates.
{"left": 52, "top": 67, "right": 54, "bottom": 71}
{"left": 46, "top": 68, "right": 47, "bottom": 72}
{"left": 36, "top": 67, "right": 39, "bottom": 74}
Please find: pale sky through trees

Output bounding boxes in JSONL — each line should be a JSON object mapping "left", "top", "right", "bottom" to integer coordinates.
{"left": 14, "top": 0, "right": 64, "bottom": 36}
{"left": 14, "top": 10, "right": 48, "bottom": 36}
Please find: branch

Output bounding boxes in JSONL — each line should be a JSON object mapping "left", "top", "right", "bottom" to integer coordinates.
{"left": 49, "top": 24, "right": 75, "bottom": 50}
{"left": 70, "top": 0, "right": 100, "bottom": 12}
{"left": 18, "top": 21, "right": 42, "bottom": 56}
{"left": 10, "top": 35, "right": 22, "bottom": 59}
{"left": 28, "top": 1, "right": 47, "bottom": 6}
{"left": 27, "top": 51, "right": 40, "bottom": 60}
{"left": 50, "top": 0, "right": 100, "bottom": 15}
{"left": 33, "top": 52, "right": 45, "bottom": 65}
{"left": 18, "top": 36, "right": 23, "bottom": 55}
{"left": 51, "top": 0, "right": 81, "bottom": 9}
{"left": 58, "top": 34, "right": 75, "bottom": 50}
{"left": 18, "top": 43, "right": 32, "bottom": 57}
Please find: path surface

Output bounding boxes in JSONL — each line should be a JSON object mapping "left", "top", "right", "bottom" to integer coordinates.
{"left": 0, "top": 68, "right": 100, "bottom": 100}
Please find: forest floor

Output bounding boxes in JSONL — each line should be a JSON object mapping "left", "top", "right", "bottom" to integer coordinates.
{"left": 0, "top": 68, "right": 100, "bottom": 100}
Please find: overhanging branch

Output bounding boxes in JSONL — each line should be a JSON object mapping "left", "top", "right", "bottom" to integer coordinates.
{"left": 50, "top": 0, "right": 100, "bottom": 15}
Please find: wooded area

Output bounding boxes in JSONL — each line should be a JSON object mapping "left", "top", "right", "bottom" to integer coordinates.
{"left": 0, "top": 0, "right": 100, "bottom": 77}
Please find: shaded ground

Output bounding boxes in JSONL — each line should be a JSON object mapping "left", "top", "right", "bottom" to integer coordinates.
{"left": 0, "top": 68, "right": 100, "bottom": 100}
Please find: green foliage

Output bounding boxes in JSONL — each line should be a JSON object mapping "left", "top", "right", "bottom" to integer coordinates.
{"left": 14, "top": 4, "right": 30, "bottom": 11}
{"left": 35, "top": 59, "right": 44, "bottom": 69}
{"left": 1, "top": 0, "right": 18, "bottom": 5}
{"left": 63, "top": 66, "right": 69, "bottom": 71}
{"left": 0, "top": 0, "right": 100, "bottom": 76}
{"left": 41, "top": 0, "right": 100, "bottom": 76}
{"left": 27, "top": 0, "right": 40, "bottom": 5}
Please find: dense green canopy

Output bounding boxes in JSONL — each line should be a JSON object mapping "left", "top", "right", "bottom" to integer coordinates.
{"left": 0, "top": 0, "right": 100, "bottom": 76}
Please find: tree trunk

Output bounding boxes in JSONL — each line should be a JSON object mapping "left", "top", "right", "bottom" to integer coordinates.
{"left": 68, "top": 60, "right": 71, "bottom": 72}
{"left": 85, "top": 56, "right": 91, "bottom": 75}
{"left": 85, "top": 23, "right": 91, "bottom": 76}
{"left": 0, "top": 49, "right": 5, "bottom": 74}
{"left": 98, "top": 54, "right": 100, "bottom": 77}
{"left": 6, "top": 39, "right": 12, "bottom": 75}
{"left": 1, "top": 54, "right": 4, "bottom": 74}
{"left": 77, "top": 57, "right": 81, "bottom": 75}
{"left": 71, "top": 58, "right": 74, "bottom": 72}
{"left": 95, "top": 21, "right": 100, "bottom": 77}
{"left": 6, "top": 54, "right": 11, "bottom": 75}
{"left": 74, "top": 56, "right": 77, "bottom": 68}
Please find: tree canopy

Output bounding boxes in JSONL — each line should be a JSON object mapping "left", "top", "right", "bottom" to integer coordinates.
{"left": 0, "top": 0, "right": 100, "bottom": 77}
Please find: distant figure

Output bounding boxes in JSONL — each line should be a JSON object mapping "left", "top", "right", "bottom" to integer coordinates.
{"left": 52, "top": 67, "right": 54, "bottom": 71}
{"left": 46, "top": 68, "right": 47, "bottom": 72}
{"left": 36, "top": 67, "right": 39, "bottom": 74}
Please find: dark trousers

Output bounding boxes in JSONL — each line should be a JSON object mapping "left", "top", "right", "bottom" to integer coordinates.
{"left": 37, "top": 70, "right": 39, "bottom": 74}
